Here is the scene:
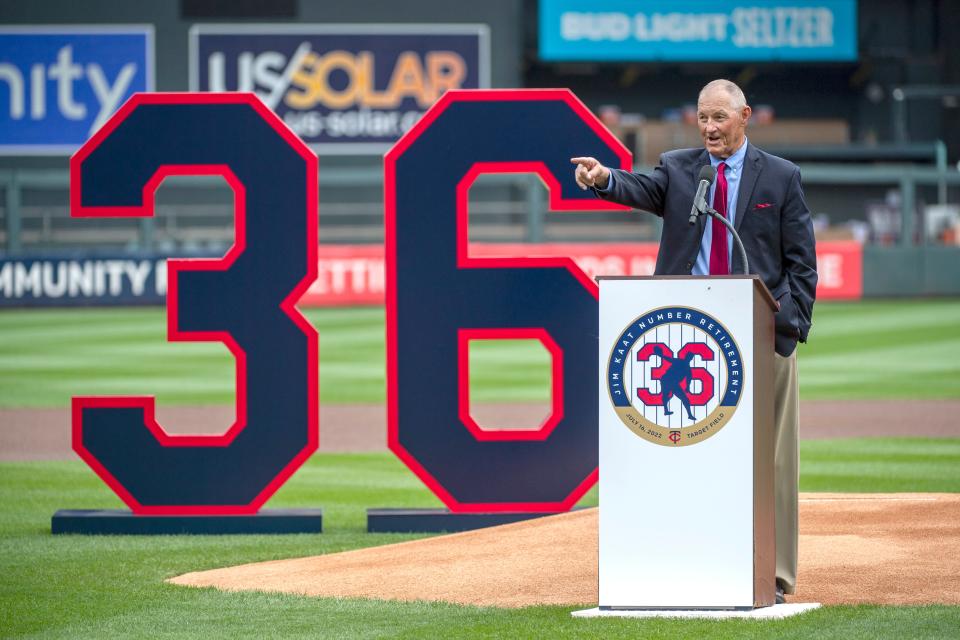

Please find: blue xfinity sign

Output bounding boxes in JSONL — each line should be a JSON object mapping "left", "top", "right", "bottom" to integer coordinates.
{"left": 539, "top": 0, "right": 857, "bottom": 62}
{"left": 0, "top": 26, "right": 153, "bottom": 154}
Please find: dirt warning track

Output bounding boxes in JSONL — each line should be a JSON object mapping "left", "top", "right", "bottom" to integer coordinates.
{"left": 3, "top": 399, "right": 959, "bottom": 460}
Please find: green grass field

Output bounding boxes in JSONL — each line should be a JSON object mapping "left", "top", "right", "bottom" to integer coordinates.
{"left": 1, "top": 440, "right": 959, "bottom": 639}
{"left": 1, "top": 298, "right": 958, "bottom": 408}
{"left": 1, "top": 299, "right": 959, "bottom": 638}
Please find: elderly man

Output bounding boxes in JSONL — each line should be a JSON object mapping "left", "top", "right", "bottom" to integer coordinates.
{"left": 572, "top": 79, "right": 817, "bottom": 604}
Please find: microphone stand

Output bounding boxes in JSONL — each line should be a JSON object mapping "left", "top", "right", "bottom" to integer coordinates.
{"left": 702, "top": 206, "right": 750, "bottom": 275}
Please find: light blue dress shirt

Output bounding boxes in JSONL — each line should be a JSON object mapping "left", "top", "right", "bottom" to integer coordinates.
{"left": 692, "top": 138, "right": 748, "bottom": 275}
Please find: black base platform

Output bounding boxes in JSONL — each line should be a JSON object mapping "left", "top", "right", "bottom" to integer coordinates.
{"left": 51, "top": 508, "right": 323, "bottom": 535}
{"left": 366, "top": 508, "right": 562, "bottom": 533}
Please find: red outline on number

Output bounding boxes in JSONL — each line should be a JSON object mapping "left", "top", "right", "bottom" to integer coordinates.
{"left": 677, "top": 341, "right": 715, "bottom": 405}
{"left": 636, "top": 341, "right": 716, "bottom": 407}
{"left": 457, "top": 328, "right": 563, "bottom": 441}
{"left": 69, "top": 93, "right": 318, "bottom": 515}
{"left": 636, "top": 342, "right": 672, "bottom": 406}
{"left": 456, "top": 162, "right": 603, "bottom": 298}
{"left": 384, "top": 89, "right": 631, "bottom": 513}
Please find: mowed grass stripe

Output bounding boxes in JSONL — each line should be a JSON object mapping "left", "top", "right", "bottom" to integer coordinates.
{"left": 807, "top": 325, "right": 959, "bottom": 356}
{"left": 800, "top": 438, "right": 960, "bottom": 492}
{"left": 0, "top": 346, "right": 232, "bottom": 368}
{"left": 805, "top": 338, "right": 960, "bottom": 368}
{"left": 0, "top": 320, "right": 167, "bottom": 346}
{"left": 0, "top": 307, "right": 367, "bottom": 407}
{"left": 0, "top": 307, "right": 159, "bottom": 328}
{"left": 0, "top": 308, "right": 384, "bottom": 344}
{"left": 808, "top": 299, "right": 960, "bottom": 336}
{"left": 1, "top": 300, "right": 959, "bottom": 407}
{"left": 801, "top": 335, "right": 960, "bottom": 398}
{"left": 469, "top": 341, "right": 551, "bottom": 402}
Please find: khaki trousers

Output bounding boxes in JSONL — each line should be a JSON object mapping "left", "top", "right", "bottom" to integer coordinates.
{"left": 774, "top": 350, "right": 799, "bottom": 594}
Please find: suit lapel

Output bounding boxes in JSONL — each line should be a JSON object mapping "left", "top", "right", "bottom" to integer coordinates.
{"left": 735, "top": 143, "right": 762, "bottom": 232}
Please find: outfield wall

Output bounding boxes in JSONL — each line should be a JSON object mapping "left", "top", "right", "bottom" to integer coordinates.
{"left": 0, "top": 241, "right": 863, "bottom": 306}
{"left": 863, "top": 246, "right": 960, "bottom": 297}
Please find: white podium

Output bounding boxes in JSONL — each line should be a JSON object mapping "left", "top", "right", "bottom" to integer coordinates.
{"left": 598, "top": 275, "right": 778, "bottom": 609}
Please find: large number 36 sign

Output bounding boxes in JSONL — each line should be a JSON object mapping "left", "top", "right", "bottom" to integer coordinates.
{"left": 71, "top": 94, "right": 318, "bottom": 515}
{"left": 386, "top": 90, "right": 630, "bottom": 512}
{"left": 71, "top": 90, "right": 630, "bottom": 516}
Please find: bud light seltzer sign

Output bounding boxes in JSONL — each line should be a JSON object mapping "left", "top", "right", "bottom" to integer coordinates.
{"left": 189, "top": 24, "right": 489, "bottom": 154}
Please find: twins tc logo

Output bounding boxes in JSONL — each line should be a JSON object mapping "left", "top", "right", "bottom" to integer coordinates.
{"left": 606, "top": 306, "right": 744, "bottom": 446}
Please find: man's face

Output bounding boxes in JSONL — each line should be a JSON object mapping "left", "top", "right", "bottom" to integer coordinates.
{"left": 697, "top": 89, "right": 751, "bottom": 159}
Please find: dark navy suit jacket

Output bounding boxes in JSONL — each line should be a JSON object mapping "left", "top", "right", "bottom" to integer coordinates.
{"left": 597, "top": 143, "right": 818, "bottom": 356}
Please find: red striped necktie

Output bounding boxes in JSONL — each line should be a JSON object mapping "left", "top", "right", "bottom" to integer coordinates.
{"left": 709, "top": 162, "right": 729, "bottom": 275}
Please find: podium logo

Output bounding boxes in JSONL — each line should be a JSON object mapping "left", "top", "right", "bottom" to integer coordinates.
{"left": 606, "top": 306, "right": 744, "bottom": 446}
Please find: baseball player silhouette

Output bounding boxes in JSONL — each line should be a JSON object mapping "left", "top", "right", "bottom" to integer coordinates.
{"left": 655, "top": 346, "right": 698, "bottom": 421}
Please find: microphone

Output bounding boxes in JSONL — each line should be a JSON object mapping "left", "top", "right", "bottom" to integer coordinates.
{"left": 688, "top": 164, "right": 717, "bottom": 225}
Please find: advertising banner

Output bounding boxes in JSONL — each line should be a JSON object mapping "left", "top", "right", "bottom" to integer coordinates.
{"left": 814, "top": 239, "right": 862, "bottom": 299}
{"left": 539, "top": 0, "right": 857, "bottom": 62}
{"left": 0, "top": 254, "right": 167, "bottom": 306}
{"left": 0, "top": 241, "right": 861, "bottom": 307}
{"left": 302, "top": 241, "right": 861, "bottom": 304}
{"left": 0, "top": 26, "right": 153, "bottom": 154}
{"left": 189, "top": 24, "right": 489, "bottom": 154}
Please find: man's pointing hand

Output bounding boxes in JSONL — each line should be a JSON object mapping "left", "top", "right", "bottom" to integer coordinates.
{"left": 570, "top": 156, "right": 611, "bottom": 190}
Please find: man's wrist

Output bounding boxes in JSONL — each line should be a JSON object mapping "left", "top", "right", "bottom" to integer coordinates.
{"left": 594, "top": 170, "right": 613, "bottom": 192}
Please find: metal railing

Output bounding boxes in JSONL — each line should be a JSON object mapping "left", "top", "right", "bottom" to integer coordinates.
{"left": 3, "top": 160, "right": 960, "bottom": 254}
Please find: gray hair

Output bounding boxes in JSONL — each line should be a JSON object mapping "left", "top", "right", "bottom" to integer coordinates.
{"left": 698, "top": 79, "right": 748, "bottom": 110}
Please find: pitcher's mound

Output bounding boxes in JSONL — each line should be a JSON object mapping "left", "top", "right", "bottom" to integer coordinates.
{"left": 170, "top": 493, "right": 960, "bottom": 608}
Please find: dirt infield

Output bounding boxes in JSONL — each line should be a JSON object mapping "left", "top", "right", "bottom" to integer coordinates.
{"left": 2, "top": 399, "right": 959, "bottom": 460}
{"left": 170, "top": 493, "right": 960, "bottom": 608}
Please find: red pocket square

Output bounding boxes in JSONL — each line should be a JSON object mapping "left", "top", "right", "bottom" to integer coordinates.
{"left": 754, "top": 202, "right": 773, "bottom": 209}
